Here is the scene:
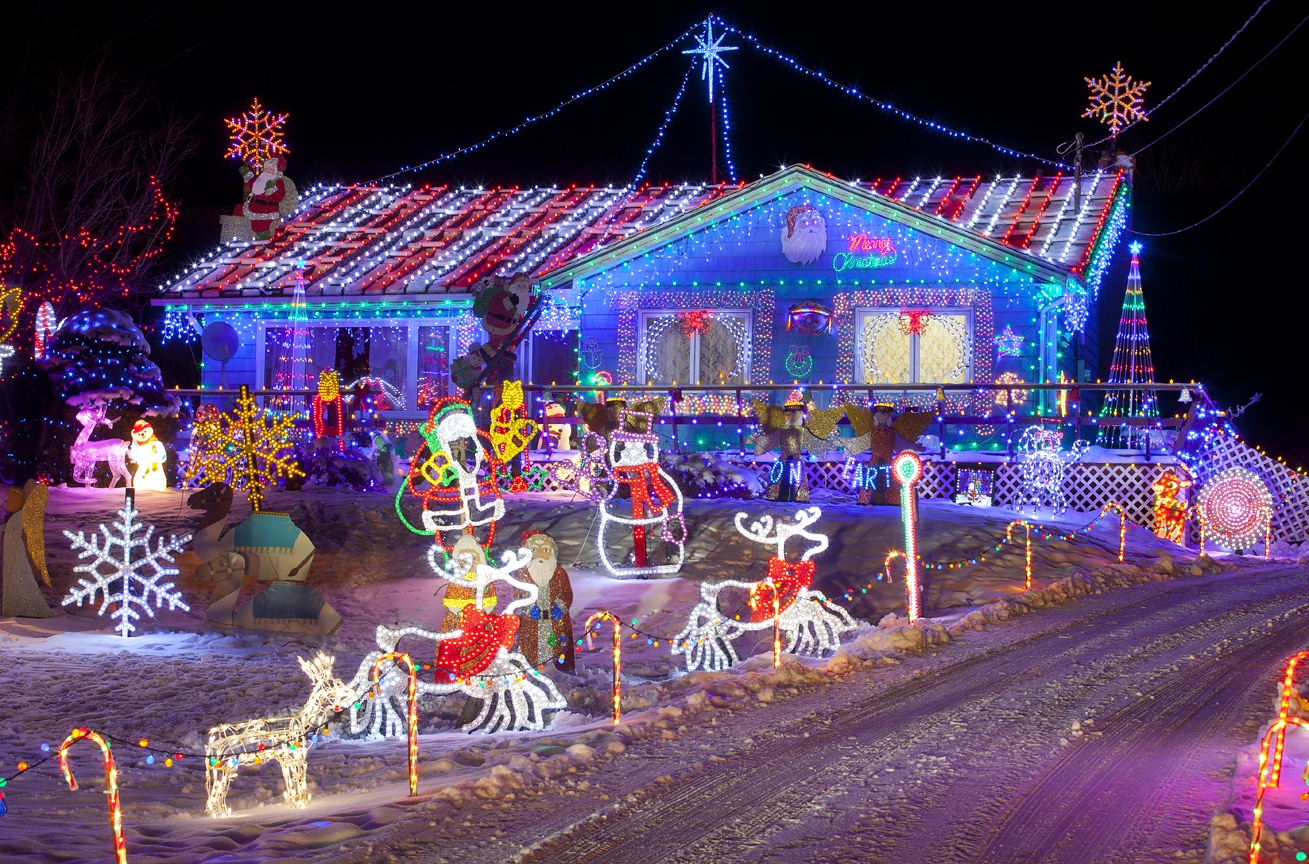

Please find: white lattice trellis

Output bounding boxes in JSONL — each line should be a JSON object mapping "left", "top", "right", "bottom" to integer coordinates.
{"left": 1188, "top": 434, "right": 1309, "bottom": 544}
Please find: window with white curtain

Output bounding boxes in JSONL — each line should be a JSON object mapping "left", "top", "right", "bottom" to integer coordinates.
{"left": 856, "top": 308, "right": 972, "bottom": 384}
{"left": 636, "top": 310, "right": 751, "bottom": 386}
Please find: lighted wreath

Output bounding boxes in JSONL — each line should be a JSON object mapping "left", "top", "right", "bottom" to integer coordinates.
{"left": 1195, "top": 467, "right": 1274, "bottom": 550}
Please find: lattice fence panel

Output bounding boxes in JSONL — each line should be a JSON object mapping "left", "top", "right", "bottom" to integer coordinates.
{"left": 1188, "top": 435, "right": 1309, "bottom": 544}
{"left": 990, "top": 462, "right": 1165, "bottom": 530}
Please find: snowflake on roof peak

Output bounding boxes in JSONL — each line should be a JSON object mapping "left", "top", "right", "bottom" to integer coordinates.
{"left": 1082, "top": 62, "right": 1149, "bottom": 137}
{"left": 62, "top": 491, "right": 192, "bottom": 637}
{"left": 225, "top": 98, "right": 289, "bottom": 168}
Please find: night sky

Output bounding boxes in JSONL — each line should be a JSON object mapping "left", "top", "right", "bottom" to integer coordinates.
{"left": 9, "top": 2, "right": 1307, "bottom": 464}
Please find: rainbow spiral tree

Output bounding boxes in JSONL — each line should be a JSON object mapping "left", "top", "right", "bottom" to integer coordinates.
{"left": 1195, "top": 467, "right": 1273, "bottom": 551}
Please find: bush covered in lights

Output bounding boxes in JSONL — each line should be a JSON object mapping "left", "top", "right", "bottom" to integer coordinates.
{"left": 659, "top": 452, "right": 762, "bottom": 499}
{"left": 303, "top": 442, "right": 386, "bottom": 494}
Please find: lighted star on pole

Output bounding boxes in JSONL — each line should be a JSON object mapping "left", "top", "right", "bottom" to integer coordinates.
{"left": 682, "top": 18, "right": 737, "bottom": 103}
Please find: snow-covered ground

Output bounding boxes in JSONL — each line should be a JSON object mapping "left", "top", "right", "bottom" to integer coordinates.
{"left": 0, "top": 484, "right": 1290, "bottom": 862}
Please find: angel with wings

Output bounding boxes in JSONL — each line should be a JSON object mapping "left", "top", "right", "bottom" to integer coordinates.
{"left": 748, "top": 391, "right": 845, "bottom": 503}
{"left": 842, "top": 403, "right": 935, "bottom": 505}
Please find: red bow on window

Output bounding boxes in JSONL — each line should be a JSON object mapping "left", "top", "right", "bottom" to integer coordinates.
{"left": 750, "top": 558, "right": 816, "bottom": 622}
{"left": 898, "top": 310, "right": 932, "bottom": 336}
{"left": 435, "top": 605, "right": 520, "bottom": 681}
{"left": 677, "top": 310, "right": 712, "bottom": 336}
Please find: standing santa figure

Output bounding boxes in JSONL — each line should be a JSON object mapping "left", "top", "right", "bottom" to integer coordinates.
{"left": 515, "top": 530, "right": 574, "bottom": 672}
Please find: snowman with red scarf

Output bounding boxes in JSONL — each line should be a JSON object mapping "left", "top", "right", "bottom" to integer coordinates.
{"left": 596, "top": 408, "right": 686, "bottom": 578}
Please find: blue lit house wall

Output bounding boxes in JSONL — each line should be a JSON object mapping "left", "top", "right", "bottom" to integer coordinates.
{"left": 550, "top": 182, "right": 1106, "bottom": 419}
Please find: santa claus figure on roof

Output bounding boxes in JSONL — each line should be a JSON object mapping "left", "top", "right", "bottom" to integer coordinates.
{"left": 235, "top": 155, "right": 296, "bottom": 240}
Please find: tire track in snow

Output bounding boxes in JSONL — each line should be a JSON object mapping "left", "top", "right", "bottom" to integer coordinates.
{"left": 520, "top": 568, "right": 1309, "bottom": 864}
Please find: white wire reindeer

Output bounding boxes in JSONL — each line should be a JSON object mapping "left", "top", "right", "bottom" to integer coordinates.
{"left": 1014, "top": 426, "right": 1090, "bottom": 516}
{"left": 673, "top": 506, "right": 857, "bottom": 671}
{"left": 205, "top": 652, "right": 355, "bottom": 817}
{"left": 347, "top": 546, "right": 566, "bottom": 735}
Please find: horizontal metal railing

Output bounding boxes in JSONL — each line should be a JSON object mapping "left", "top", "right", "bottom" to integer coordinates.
{"left": 168, "top": 381, "right": 1200, "bottom": 459}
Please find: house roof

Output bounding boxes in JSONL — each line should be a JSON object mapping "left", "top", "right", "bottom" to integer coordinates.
{"left": 158, "top": 165, "right": 1127, "bottom": 303}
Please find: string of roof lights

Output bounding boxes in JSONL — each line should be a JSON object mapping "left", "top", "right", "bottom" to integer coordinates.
{"left": 367, "top": 15, "right": 1076, "bottom": 186}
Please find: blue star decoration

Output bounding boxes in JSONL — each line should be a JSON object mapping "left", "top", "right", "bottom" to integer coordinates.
{"left": 994, "top": 325, "right": 1025, "bottom": 358}
{"left": 682, "top": 18, "right": 737, "bottom": 103}
{"left": 1129, "top": 241, "right": 1143, "bottom": 256}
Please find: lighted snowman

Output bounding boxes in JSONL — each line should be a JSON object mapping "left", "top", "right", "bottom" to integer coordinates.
{"left": 128, "top": 419, "right": 168, "bottom": 490}
{"left": 596, "top": 409, "right": 686, "bottom": 578}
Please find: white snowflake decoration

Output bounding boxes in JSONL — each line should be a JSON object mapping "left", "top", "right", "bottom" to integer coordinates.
{"left": 62, "top": 492, "right": 192, "bottom": 636}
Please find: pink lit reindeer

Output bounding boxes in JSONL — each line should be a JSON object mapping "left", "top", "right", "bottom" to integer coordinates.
{"left": 71, "top": 403, "right": 131, "bottom": 488}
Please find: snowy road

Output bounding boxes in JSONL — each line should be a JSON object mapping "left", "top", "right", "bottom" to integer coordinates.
{"left": 378, "top": 565, "right": 1309, "bottom": 864}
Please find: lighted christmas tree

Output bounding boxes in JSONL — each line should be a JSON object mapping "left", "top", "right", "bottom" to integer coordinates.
{"left": 1099, "top": 242, "right": 1158, "bottom": 448}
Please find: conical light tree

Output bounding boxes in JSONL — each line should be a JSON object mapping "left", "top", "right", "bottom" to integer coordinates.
{"left": 1099, "top": 242, "right": 1158, "bottom": 448}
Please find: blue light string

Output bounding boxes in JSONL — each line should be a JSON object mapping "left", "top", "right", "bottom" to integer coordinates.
{"left": 633, "top": 63, "right": 694, "bottom": 186}
{"left": 713, "top": 16, "right": 1069, "bottom": 170}
{"left": 367, "top": 21, "right": 703, "bottom": 184}
{"left": 717, "top": 64, "right": 738, "bottom": 183}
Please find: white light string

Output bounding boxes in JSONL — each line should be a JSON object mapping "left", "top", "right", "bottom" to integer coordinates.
{"left": 714, "top": 16, "right": 1070, "bottom": 169}
{"left": 368, "top": 22, "right": 704, "bottom": 184}
{"left": 1086, "top": 0, "right": 1278, "bottom": 147}
{"left": 633, "top": 63, "right": 695, "bottom": 186}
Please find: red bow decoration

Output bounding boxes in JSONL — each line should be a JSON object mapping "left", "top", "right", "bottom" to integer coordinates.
{"left": 898, "top": 310, "right": 932, "bottom": 336}
{"left": 750, "top": 558, "right": 816, "bottom": 622}
{"left": 677, "top": 310, "right": 712, "bottom": 337}
{"left": 435, "top": 605, "right": 520, "bottom": 681}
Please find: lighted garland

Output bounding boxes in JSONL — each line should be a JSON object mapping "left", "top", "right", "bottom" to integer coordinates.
{"left": 1195, "top": 467, "right": 1274, "bottom": 551}
{"left": 1249, "top": 650, "right": 1309, "bottom": 864}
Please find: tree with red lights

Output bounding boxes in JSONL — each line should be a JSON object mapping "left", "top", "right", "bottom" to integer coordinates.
{"left": 0, "top": 56, "right": 195, "bottom": 336}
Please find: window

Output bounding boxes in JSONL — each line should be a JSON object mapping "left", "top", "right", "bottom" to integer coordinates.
{"left": 637, "top": 310, "right": 751, "bottom": 386}
{"left": 527, "top": 330, "right": 578, "bottom": 386}
{"left": 856, "top": 308, "right": 972, "bottom": 385}
{"left": 417, "top": 325, "right": 454, "bottom": 408}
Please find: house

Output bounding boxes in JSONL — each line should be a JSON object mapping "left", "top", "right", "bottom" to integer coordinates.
{"left": 156, "top": 164, "right": 1130, "bottom": 442}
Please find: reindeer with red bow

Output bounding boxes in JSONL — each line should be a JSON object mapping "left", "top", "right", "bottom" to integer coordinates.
{"left": 673, "top": 506, "right": 857, "bottom": 671}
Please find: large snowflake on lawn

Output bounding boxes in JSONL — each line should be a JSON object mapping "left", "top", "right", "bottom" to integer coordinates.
{"left": 1083, "top": 62, "right": 1150, "bottom": 137}
{"left": 185, "top": 385, "right": 303, "bottom": 511}
{"left": 224, "top": 97, "right": 289, "bottom": 167}
{"left": 62, "top": 492, "right": 192, "bottom": 637}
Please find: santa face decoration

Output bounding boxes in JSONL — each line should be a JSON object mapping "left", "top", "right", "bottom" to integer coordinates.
{"left": 781, "top": 204, "right": 828, "bottom": 265}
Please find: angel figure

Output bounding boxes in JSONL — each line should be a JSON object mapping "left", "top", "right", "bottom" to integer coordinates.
{"left": 748, "top": 391, "right": 845, "bottom": 502}
{"left": 843, "top": 404, "right": 935, "bottom": 505}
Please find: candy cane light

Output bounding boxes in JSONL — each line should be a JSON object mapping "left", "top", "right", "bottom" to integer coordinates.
{"left": 59, "top": 727, "right": 127, "bottom": 864}
{"left": 1249, "top": 650, "right": 1309, "bottom": 863}
{"left": 1006, "top": 520, "right": 1032, "bottom": 589}
{"left": 370, "top": 652, "right": 418, "bottom": 796}
{"left": 584, "top": 611, "right": 622, "bottom": 724}
{"left": 891, "top": 451, "right": 923, "bottom": 622}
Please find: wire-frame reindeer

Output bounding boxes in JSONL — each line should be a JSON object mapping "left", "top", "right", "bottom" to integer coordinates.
{"left": 673, "top": 506, "right": 856, "bottom": 671}
{"left": 1014, "top": 426, "right": 1090, "bottom": 516}
{"left": 204, "top": 652, "right": 355, "bottom": 817}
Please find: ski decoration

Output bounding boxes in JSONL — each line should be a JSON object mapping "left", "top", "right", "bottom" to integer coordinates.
{"left": 673, "top": 506, "right": 855, "bottom": 671}
{"left": 61, "top": 490, "right": 191, "bottom": 637}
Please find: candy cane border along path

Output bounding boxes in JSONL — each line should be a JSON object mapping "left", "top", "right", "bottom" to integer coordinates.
{"left": 1249, "top": 650, "right": 1309, "bottom": 863}
{"left": 59, "top": 728, "right": 127, "bottom": 864}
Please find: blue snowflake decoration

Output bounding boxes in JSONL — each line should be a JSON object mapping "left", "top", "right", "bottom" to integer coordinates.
{"left": 994, "top": 326, "right": 1025, "bottom": 358}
